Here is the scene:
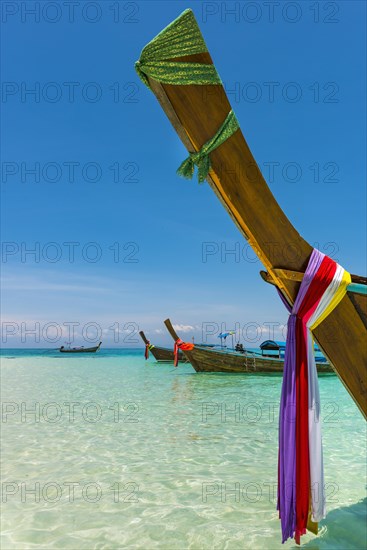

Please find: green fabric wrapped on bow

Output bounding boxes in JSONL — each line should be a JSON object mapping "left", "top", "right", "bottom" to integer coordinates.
{"left": 135, "top": 9, "right": 221, "bottom": 88}
{"left": 177, "top": 110, "right": 239, "bottom": 183}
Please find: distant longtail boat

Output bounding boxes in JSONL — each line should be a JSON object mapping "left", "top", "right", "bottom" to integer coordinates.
{"left": 59, "top": 342, "right": 102, "bottom": 353}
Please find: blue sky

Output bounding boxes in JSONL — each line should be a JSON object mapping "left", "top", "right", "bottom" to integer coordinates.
{"left": 1, "top": 1, "right": 366, "bottom": 347}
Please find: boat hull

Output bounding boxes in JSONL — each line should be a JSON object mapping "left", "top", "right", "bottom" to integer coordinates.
{"left": 181, "top": 345, "right": 333, "bottom": 374}
{"left": 149, "top": 345, "right": 184, "bottom": 362}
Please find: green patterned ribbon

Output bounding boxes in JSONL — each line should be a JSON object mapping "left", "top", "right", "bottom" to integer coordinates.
{"left": 177, "top": 110, "right": 239, "bottom": 183}
{"left": 135, "top": 9, "right": 221, "bottom": 88}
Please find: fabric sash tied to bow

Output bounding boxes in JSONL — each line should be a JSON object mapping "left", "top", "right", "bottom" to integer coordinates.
{"left": 177, "top": 110, "right": 239, "bottom": 183}
{"left": 174, "top": 338, "right": 194, "bottom": 367}
{"left": 144, "top": 341, "right": 151, "bottom": 360}
{"left": 277, "top": 249, "right": 350, "bottom": 544}
{"left": 135, "top": 9, "right": 221, "bottom": 90}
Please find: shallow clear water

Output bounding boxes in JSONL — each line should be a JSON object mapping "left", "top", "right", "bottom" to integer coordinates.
{"left": 1, "top": 349, "right": 366, "bottom": 549}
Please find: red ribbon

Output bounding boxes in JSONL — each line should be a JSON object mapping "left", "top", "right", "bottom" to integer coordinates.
{"left": 173, "top": 338, "right": 194, "bottom": 367}
{"left": 144, "top": 341, "right": 150, "bottom": 360}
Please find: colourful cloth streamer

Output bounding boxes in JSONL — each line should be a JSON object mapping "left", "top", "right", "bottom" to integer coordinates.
{"left": 144, "top": 341, "right": 150, "bottom": 360}
{"left": 144, "top": 342, "right": 155, "bottom": 360}
{"left": 277, "top": 249, "right": 350, "bottom": 544}
{"left": 174, "top": 338, "right": 194, "bottom": 367}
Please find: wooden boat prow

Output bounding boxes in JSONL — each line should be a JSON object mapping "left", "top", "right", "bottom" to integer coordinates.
{"left": 138, "top": 10, "right": 367, "bottom": 417}
{"left": 139, "top": 329, "right": 184, "bottom": 362}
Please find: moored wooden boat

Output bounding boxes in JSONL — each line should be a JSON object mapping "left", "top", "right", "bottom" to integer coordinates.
{"left": 164, "top": 319, "right": 333, "bottom": 374}
{"left": 59, "top": 342, "right": 102, "bottom": 353}
{"left": 139, "top": 330, "right": 184, "bottom": 362}
{"left": 136, "top": 10, "right": 367, "bottom": 417}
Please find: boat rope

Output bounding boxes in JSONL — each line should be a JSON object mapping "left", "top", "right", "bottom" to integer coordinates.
{"left": 135, "top": 9, "right": 221, "bottom": 89}
{"left": 173, "top": 338, "right": 194, "bottom": 367}
{"left": 177, "top": 110, "right": 239, "bottom": 183}
{"left": 277, "top": 249, "right": 350, "bottom": 544}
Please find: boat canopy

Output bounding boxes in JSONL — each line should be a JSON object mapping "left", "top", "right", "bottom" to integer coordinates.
{"left": 260, "top": 340, "right": 286, "bottom": 351}
{"left": 260, "top": 340, "right": 321, "bottom": 352}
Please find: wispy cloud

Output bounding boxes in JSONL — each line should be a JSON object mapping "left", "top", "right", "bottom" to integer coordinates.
{"left": 1, "top": 277, "right": 109, "bottom": 293}
{"left": 0, "top": 268, "right": 133, "bottom": 294}
{"left": 173, "top": 324, "right": 194, "bottom": 333}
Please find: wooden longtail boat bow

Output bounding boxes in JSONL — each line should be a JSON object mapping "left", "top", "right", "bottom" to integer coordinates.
{"left": 136, "top": 9, "right": 367, "bottom": 417}
{"left": 139, "top": 330, "right": 185, "bottom": 362}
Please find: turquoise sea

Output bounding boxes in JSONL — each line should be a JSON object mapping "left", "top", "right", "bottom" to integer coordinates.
{"left": 1, "top": 349, "right": 366, "bottom": 549}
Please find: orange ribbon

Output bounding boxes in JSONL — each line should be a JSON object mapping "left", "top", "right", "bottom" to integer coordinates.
{"left": 174, "top": 338, "right": 194, "bottom": 367}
